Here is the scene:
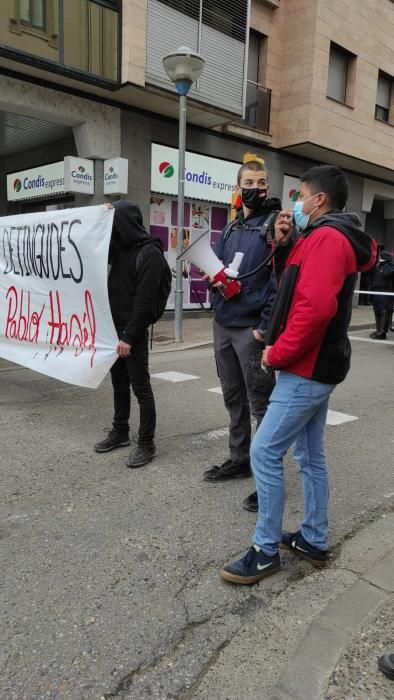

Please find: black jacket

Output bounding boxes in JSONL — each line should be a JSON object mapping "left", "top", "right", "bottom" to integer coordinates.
{"left": 108, "top": 200, "right": 164, "bottom": 343}
{"left": 370, "top": 254, "right": 394, "bottom": 291}
{"left": 211, "top": 198, "right": 281, "bottom": 331}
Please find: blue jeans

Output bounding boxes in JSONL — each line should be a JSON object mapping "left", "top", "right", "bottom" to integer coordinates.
{"left": 251, "top": 372, "right": 335, "bottom": 556}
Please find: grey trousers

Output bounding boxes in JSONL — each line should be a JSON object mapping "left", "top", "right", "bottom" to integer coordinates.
{"left": 213, "top": 320, "right": 276, "bottom": 465}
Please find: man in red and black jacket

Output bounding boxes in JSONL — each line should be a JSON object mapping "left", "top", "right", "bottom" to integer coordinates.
{"left": 220, "top": 165, "right": 377, "bottom": 585}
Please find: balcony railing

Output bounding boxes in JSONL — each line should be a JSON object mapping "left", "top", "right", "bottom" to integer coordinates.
{"left": 242, "top": 81, "right": 271, "bottom": 133}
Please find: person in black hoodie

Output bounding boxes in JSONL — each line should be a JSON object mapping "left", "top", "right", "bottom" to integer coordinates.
{"left": 94, "top": 200, "right": 164, "bottom": 468}
{"left": 203, "top": 161, "right": 280, "bottom": 506}
{"left": 369, "top": 250, "right": 394, "bottom": 340}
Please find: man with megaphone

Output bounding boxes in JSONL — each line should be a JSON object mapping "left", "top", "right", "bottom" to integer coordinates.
{"left": 200, "top": 160, "right": 282, "bottom": 498}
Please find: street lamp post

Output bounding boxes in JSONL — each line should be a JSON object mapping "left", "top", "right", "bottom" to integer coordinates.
{"left": 163, "top": 47, "right": 205, "bottom": 344}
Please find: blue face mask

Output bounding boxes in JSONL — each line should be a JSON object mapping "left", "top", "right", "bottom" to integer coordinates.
{"left": 293, "top": 195, "right": 320, "bottom": 231}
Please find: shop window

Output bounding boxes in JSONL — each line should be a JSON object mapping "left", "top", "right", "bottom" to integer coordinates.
{"left": 375, "top": 71, "right": 393, "bottom": 124}
{"left": 327, "top": 43, "right": 356, "bottom": 106}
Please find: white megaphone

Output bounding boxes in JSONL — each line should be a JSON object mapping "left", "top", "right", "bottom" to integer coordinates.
{"left": 177, "top": 229, "right": 244, "bottom": 300}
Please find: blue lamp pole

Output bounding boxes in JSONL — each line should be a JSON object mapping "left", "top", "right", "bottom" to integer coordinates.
{"left": 163, "top": 47, "right": 205, "bottom": 344}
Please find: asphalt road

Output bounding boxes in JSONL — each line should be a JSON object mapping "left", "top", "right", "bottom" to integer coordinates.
{"left": 1, "top": 331, "right": 393, "bottom": 699}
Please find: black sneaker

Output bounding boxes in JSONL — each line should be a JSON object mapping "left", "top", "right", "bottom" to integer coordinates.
{"left": 94, "top": 430, "right": 130, "bottom": 453}
{"left": 243, "top": 491, "right": 258, "bottom": 512}
{"left": 378, "top": 654, "right": 394, "bottom": 680}
{"left": 280, "top": 530, "right": 327, "bottom": 568}
{"left": 203, "top": 459, "right": 252, "bottom": 482}
{"left": 369, "top": 331, "right": 387, "bottom": 340}
{"left": 126, "top": 443, "right": 156, "bottom": 468}
{"left": 220, "top": 546, "right": 280, "bottom": 585}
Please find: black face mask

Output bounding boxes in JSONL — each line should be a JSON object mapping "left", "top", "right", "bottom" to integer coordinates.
{"left": 241, "top": 188, "right": 268, "bottom": 211}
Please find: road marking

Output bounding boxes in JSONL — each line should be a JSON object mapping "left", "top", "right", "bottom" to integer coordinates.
{"left": 326, "top": 410, "right": 358, "bottom": 425}
{"left": 349, "top": 335, "right": 394, "bottom": 346}
{"left": 151, "top": 371, "right": 199, "bottom": 382}
{"left": 207, "top": 393, "right": 357, "bottom": 427}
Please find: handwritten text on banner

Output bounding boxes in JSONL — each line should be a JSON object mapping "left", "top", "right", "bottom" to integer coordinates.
{"left": 0, "top": 205, "right": 118, "bottom": 388}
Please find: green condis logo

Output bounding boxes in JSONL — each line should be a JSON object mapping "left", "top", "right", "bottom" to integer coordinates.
{"left": 13, "top": 178, "right": 22, "bottom": 192}
{"left": 159, "top": 161, "right": 174, "bottom": 178}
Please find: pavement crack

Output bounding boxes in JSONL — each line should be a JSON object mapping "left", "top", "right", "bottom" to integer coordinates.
{"left": 176, "top": 637, "right": 233, "bottom": 700}
{"left": 102, "top": 617, "right": 217, "bottom": 698}
{"left": 358, "top": 576, "right": 391, "bottom": 593}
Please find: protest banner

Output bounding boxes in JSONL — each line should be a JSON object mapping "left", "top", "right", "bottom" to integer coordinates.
{"left": 0, "top": 205, "right": 118, "bottom": 388}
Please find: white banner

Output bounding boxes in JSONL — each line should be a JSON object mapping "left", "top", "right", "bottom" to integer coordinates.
{"left": 0, "top": 206, "right": 118, "bottom": 388}
{"left": 151, "top": 144, "right": 240, "bottom": 204}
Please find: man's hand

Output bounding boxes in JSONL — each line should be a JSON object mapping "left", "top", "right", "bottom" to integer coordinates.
{"left": 262, "top": 345, "right": 272, "bottom": 366}
{"left": 117, "top": 341, "right": 132, "bottom": 357}
{"left": 275, "top": 209, "right": 295, "bottom": 246}
{"left": 253, "top": 329, "right": 265, "bottom": 343}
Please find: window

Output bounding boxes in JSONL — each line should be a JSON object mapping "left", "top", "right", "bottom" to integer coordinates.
{"left": 327, "top": 43, "right": 354, "bottom": 104}
{"left": 2, "top": 0, "right": 120, "bottom": 83}
{"left": 20, "top": 0, "right": 45, "bottom": 30}
{"left": 157, "top": 0, "right": 248, "bottom": 42}
{"left": 202, "top": 0, "right": 248, "bottom": 42}
{"left": 242, "top": 31, "right": 271, "bottom": 132}
{"left": 156, "top": 0, "right": 199, "bottom": 20}
{"left": 63, "top": 0, "right": 119, "bottom": 81}
{"left": 375, "top": 71, "right": 392, "bottom": 123}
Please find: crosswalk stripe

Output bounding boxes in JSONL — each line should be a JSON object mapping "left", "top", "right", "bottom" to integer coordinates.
{"left": 207, "top": 390, "right": 358, "bottom": 426}
{"left": 151, "top": 371, "right": 199, "bottom": 382}
{"left": 349, "top": 335, "right": 394, "bottom": 345}
{"left": 326, "top": 410, "right": 358, "bottom": 425}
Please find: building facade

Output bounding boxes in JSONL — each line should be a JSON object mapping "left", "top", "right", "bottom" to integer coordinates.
{"left": 0, "top": 0, "right": 393, "bottom": 307}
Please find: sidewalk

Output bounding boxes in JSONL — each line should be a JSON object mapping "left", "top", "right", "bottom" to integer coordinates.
{"left": 268, "top": 513, "right": 394, "bottom": 700}
{"left": 151, "top": 305, "right": 376, "bottom": 353}
{"left": 191, "top": 512, "right": 394, "bottom": 700}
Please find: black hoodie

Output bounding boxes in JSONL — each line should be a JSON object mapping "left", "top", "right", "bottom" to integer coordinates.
{"left": 108, "top": 200, "right": 165, "bottom": 342}
{"left": 266, "top": 210, "right": 377, "bottom": 383}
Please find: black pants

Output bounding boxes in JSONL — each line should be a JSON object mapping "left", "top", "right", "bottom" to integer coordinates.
{"left": 110, "top": 332, "right": 156, "bottom": 445}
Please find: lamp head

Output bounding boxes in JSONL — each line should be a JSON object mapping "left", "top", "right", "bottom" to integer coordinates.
{"left": 163, "top": 46, "right": 205, "bottom": 95}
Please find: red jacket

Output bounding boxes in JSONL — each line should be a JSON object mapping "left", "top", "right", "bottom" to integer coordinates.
{"left": 266, "top": 212, "right": 377, "bottom": 384}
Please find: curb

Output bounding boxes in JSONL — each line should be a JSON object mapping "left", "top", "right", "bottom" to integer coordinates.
{"left": 266, "top": 542, "right": 394, "bottom": 700}
{"left": 151, "top": 340, "right": 213, "bottom": 354}
{"left": 150, "top": 324, "right": 374, "bottom": 353}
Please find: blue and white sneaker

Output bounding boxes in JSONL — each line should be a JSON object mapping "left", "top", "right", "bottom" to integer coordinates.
{"left": 280, "top": 530, "right": 327, "bottom": 568}
{"left": 220, "top": 546, "right": 280, "bottom": 585}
